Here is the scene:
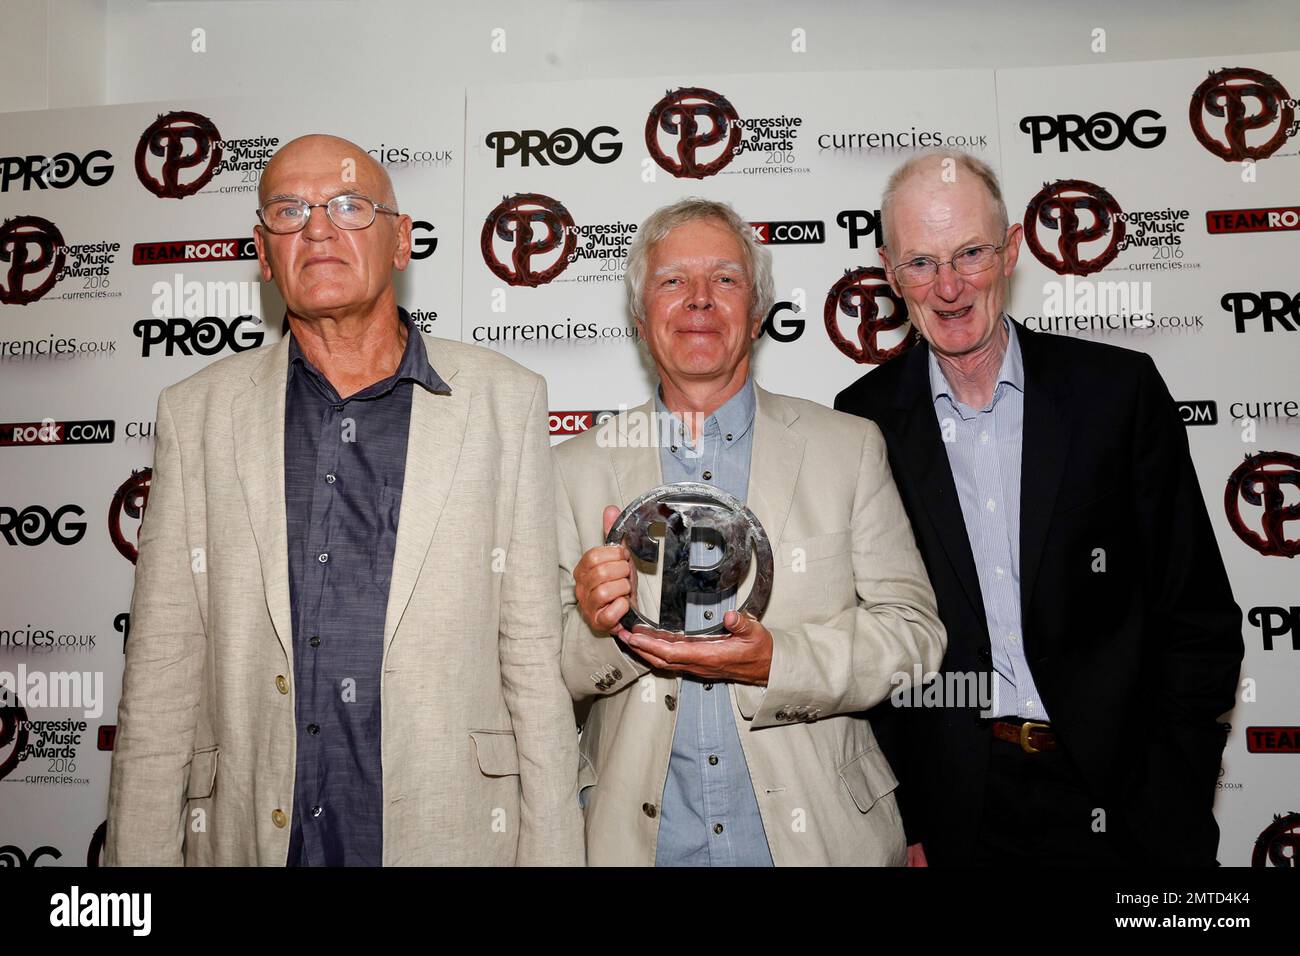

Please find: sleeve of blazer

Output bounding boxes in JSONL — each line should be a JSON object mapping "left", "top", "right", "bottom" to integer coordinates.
{"left": 742, "top": 420, "right": 947, "bottom": 729}
{"left": 1128, "top": 354, "right": 1243, "bottom": 862}
{"left": 554, "top": 453, "right": 648, "bottom": 702}
{"left": 497, "top": 376, "right": 585, "bottom": 866}
{"left": 105, "top": 387, "right": 205, "bottom": 866}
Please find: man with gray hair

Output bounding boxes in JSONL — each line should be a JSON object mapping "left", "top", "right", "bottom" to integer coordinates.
{"left": 554, "top": 197, "right": 945, "bottom": 865}
{"left": 836, "top": 150, "right": 1241, "bottom": 865}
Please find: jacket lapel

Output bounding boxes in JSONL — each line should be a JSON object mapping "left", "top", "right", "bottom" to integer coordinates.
{"left": 892, "top": 342, "right": 988, "bottom": 624}
{"left": 231, "top": 335, "right": 294, "bottom": 664}
{"left": 382, "top": 339, "right": 467, "bottom": 656}
{"left": 1015, "top": 323, "right": 1071, "bottom": 623}
{"left": 748, "top": 386, "right": 804, "bottom": 549}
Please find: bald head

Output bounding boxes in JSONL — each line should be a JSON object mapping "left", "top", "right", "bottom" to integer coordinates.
{"left": 259, "top": 133, "right": 396, "bottom": 209}
{"left": 880, "top": 150, "right": 1007, "bottom": 251}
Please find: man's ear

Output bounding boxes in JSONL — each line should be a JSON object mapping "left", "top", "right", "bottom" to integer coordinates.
{"left": 1002, "top": 222, "right": 1024, "bottom": 275}
{"left": 252, "top": 224, "right": 273, "bottom": 282}
{"left": 392, "top": 214, "right": 413, "bottom": 271}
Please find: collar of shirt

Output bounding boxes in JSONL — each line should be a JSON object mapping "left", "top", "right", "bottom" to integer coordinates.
{"left": 928, "top": 313, "right": 1024, "bottom": 415}
{"left": 287, "top": 306, "right": 451, "bottom": 402}
{"left": 654, "top": 374, "right": 757, "bottom": 463}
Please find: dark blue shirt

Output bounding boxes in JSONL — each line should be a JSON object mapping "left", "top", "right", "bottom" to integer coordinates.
{"left": 283, "top": 307, "right": 450, "bottom": 866}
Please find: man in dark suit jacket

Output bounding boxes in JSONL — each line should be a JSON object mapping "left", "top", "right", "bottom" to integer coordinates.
{"left": 834, "top": 151, "right": 1242, "bottom": 866}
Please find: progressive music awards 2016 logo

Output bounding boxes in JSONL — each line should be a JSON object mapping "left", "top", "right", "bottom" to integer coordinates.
{"left": 1023, "top": 180, "right": 1191, "bottom": 276}
{"left": 645, "top": 87, "right": 805, "bottom": 180}
{"left": 1224, "top": 450, "right": 1300, "bottom": 557}
{"left": 823, "top": 266, "right": 917, "bottom": 365}
{"left": 480, "top": 193, "right": 637, "bottom": 288}
{"left": 1253, "top": 812, "right": 1299, "bottom": 867}
{"left": 1190, "top": 67, "right": 1298, "bottom": 162}
{"left": 136, "top": 110, "right": 279, "bottom": 199}
{"left": 0, "top": 216, "right": 122, "bottom": 307}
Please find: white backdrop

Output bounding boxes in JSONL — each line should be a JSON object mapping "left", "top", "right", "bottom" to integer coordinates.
{"left": 1, "top": 50, "right": 1297, "bottom": 866}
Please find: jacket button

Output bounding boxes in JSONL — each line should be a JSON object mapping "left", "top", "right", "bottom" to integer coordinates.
{"left": 275, "top": 675, "right": 289, "bottom": 695}
{"left": 271, "top": 809, "right": 287, "bottom": 828}
{"left": 611, "top": 668, "right": 623, "bottom": 680}
{"left": 664, "top": 694, "right": 676, "bottom": 711}
{"left": 775, "top": 709, "right": 789, "bottom": 721}
{"left": 642, "top": 802, "right": 657, "bottom": 818}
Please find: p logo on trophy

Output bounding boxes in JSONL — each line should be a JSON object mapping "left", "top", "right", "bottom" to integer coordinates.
{"left": 604, "top": 482, "right": 773, "bottom": 639}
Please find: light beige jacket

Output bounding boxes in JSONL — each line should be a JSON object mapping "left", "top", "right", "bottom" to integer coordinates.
{"left": 555, "top": 385, "right": 945, "bottom": 866}
{"left": 106, "top": 332, "right": 583, "bottom": 866}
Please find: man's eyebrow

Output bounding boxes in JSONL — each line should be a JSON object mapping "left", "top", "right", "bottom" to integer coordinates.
{"left": 896, "top": 237, "right": 986, "bottom": 259}
{"left": 651, "top": 259, "right": 746, "bottom": 276}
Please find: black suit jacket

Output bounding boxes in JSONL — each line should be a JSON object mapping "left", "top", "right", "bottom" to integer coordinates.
{"left": 834, "top": 320, "right": 1243, "bottom": 865}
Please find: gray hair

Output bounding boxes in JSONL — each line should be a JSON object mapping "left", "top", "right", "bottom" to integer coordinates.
{"left": 624, "top": 197, "right": 775, "bottom": 327}
{"left": 880, "top": 149, "right": 1009, "bottom": 250}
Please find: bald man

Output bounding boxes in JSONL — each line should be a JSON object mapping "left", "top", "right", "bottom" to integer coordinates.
{"left": 106, "top": 135, "right": 583, "bottom": 866}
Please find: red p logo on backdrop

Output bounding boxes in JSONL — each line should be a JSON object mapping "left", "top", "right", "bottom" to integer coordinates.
{"left": 645, "top": 87, "right": 741, "bottom": 179}
{"left": 823, "top": 267, "right": 917, "bottom": 365}
{"left": 109, "top": 468, "right": 153, "bottom": 564}
{"left": 0, "top": 699, "right": 30, "bottom": 783}
{"left": 1190, "top": 67, "right": 1295, "bottom": 162}
{"left": 135, "top": 110, "right": 224, "bottom": 199}
{"left": 1253, "top": 812, "right": 1300, "bottom": 867}
{"left": 1225, "top": 451, "right": 1300, "bottom": 558}
{"left": 0, "top": 215, "right": 66, "bottom": 305}
{"left": 1023, "top": 179, "right": 1125, "bottom": 277}
{"left": 480, "top": 193, "right": 576, "bottom": 287}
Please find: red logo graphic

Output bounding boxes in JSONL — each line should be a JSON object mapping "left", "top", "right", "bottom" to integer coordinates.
{"left": 135, "top": 110, "right": 224, "bottom": 199}
{"left": 109, "top": 468, "right": 153, "bottom": 564}
{"left": 0, "top": 698, "right": 30, "bottom": 782}
{"left": 1253, "top": 811, "right": 1300, "bottom": 867}
{"left": 1246, "top": 726, "right": 1300, "bottom": 753}
{"left": 87, "top": 820, "right": 107, "bottom": 867}
{"left": 645, "top": 87, "right": 741, "bottom": 179}
{"left": 97, "top": 725, "right": 117, "bottom": 751}
{"left": 480, "top": 193, "right": 576, "bottom": 287}
{"left": 1225, "top": 451, "right": 1300, "bottom": 557}
{"left": 548, "top": 410, "right": 617, "bottom": 436}
{"left": 1190, "top": 67, "right": 1296, "bottom": 162}
{"left": 1205, "top": 205, "right": 1300, "bottom": 234}
{"left": 824, "top": 267, "right": 917, "bottom": 365}
{"left": 1024, "top": 180, "right": 1125, "bottom": 276}
{"left": 0, "top": 215, "right": 66, "bottom": 305}
{"left": 132, "top": 237, "right": 256, "bottom": 265}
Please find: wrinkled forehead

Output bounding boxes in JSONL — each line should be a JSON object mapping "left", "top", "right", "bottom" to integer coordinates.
{"left": 890, "top": 174, "right": 1003, "bottom": 249}
{"left": 259, "top": 145, "right": 392, "bottom": 206}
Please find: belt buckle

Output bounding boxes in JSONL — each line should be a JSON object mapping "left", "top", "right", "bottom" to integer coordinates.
{"left": 1018, "top": 721, "right": 1051, "bottom": 754}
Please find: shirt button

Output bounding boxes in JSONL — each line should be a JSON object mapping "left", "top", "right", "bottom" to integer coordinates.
{"left": 703, "top": 610, "right": 714, "bottom": 621}
{"left": 670, "top": 446, "right": 678, "bottom": 453}
{"left": 708, "top": 754, "right": 719, "bottom": 766}
{"left": 985, "top": 499, "right": 996, "bottom": 512}
{"left": 702, "top": 471, "right": 713, "bottom": 481}
{"left": 271, "top": 809, "right": 287, "bottom": 828}
{"left": 642, "top": 802, "right": 657, "bottom": 818}
{"left": 664, "top": 694, "right": 676, "bottom": 711}
{"left": 703, "top": 683, "right": 713, "bottom": 691}
{"left": 713, "top": 823, "right": 724, "bottom": 835}
{"left": 1008, "top": 633, "right": 1018, "bottom": 642}
{"left": 310, "top": 635, "right": 321, "bottom": 648}
{"left": 995, "top": 566, "right": 1005, "bottom": 578}
{"left": 307, "top": 723, "right": 320, "bottom": 736}
{"left": 275, "top": 675, "right": 289, "bottom": 695}
{"left": 979, "top": 431, "right": 990, "bottom": 444}
{"left": 725, "top": 433, "right": 733, "bottom": 441}
{"left": 311, "top": 806, "right": 323, "bottom": 818}
{"left": 318, "top": 552, "right": 329, "bottom": 563}
{"left": 706, "top": 542, "right": 715, "bottom": 550}
{"left": 1026, "top": 701, "right": 1037, "bottom": 711}
{"left": 325, "top": 473, "right": 336, "bottom": 484}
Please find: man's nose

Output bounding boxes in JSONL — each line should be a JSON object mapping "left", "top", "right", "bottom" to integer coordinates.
{"left": 685, "top": 277, "right": 714, "bottom": 311}
{"left": 932, "top": 261, "right": 963, "bottom": 300}
{"left": 302, "top": 206, "right": 340, "bottom": 241}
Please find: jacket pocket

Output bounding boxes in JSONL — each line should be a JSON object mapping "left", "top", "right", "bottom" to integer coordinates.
{"left": 838, "top": 744, "right": 898, "bottom": 814}
{"left": 186, "top": 745, "right": 219, "bottom": 799}
{"left": 469, "top": 730, "right": 520, "bottom": 777}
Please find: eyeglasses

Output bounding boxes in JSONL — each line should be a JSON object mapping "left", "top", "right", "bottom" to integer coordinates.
{"left": 886, "top": 233, "right": 1012, "bottom": 287}
{"left": 256, "top": 194, "right": 399, "bottom": 234}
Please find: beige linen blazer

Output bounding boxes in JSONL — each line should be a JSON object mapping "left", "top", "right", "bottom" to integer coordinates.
{"left": 106, "top": 331, "right": 583, "bottom": 866}
{"left": 555, "top": 384, "right": 946, "bottom": 866}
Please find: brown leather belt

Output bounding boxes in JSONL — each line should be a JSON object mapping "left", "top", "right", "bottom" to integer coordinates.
{"left": 990, "top": 719, "right": 1058, "bottom": 754}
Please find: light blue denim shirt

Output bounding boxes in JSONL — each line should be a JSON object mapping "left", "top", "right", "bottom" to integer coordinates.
{"left": 653, "top": 375, "right": 773, "bottom": 866}
{"left": 929, "top": 316, "right": 1049, "bottom": 721}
